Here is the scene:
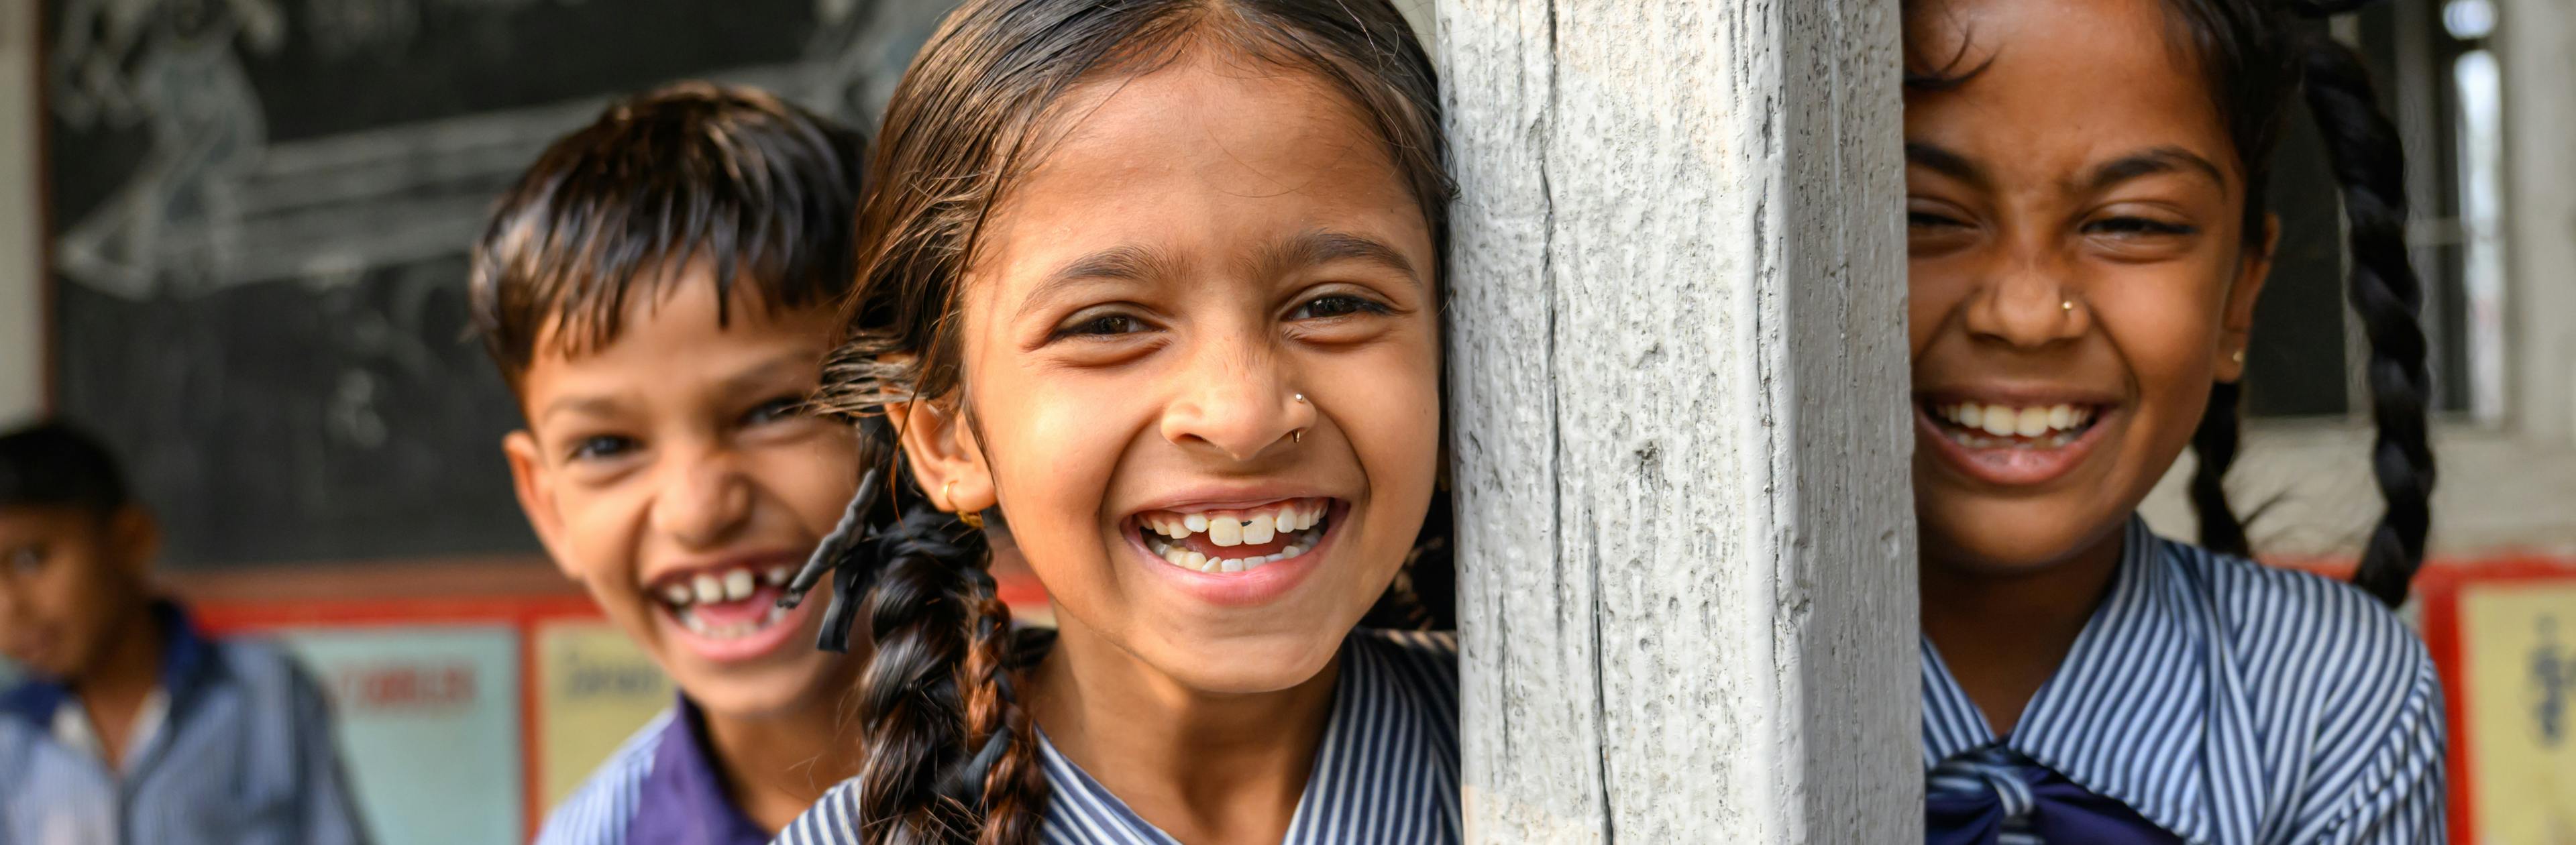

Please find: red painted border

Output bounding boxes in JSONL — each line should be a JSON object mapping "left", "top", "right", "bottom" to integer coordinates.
{"left": 195, "top": 575, "right": 1051, "bottom": 840}
{"left": 2404, "top": 559, "right": 2576, "bottom": 845}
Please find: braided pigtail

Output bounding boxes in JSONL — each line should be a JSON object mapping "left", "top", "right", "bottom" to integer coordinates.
{"left": 851, "top": 500, "right": 991, "bottom": 844}
{"left": 2295, "top": 29, "right": 2436, "bottom": 606}
{"left": 952, "top": 560, "right": 1049, "bottom": 845}
{"left": 2188, "top": 382, "right": 2253, "bottom": 557}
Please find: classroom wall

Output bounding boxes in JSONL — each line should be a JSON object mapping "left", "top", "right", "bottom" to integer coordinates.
{"left": 0, "top": 0, "right": 41, "bottom": 427}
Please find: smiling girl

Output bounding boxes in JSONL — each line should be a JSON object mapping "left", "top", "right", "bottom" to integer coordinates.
{"left": 1902, "top": 0, "right": 2443, "bottom": 842}
{"left": 773, "top": 1, "right": 1457, "bottom": 843}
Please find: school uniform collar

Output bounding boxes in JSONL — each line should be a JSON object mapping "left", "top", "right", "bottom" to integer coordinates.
{"left": 1921, "top": 516, "right": 2264, "bottom": 845}
{"left": 2, "top": 600, "right": 214, "bottom": 728}
{"left": 629, "top": 693, "right": 770, "bottom": 845}
{"left": 1034, "top": 630, "right": 1450, "bottom": 844}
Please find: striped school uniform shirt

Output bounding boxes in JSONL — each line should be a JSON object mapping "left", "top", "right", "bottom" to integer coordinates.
{"left": 773, "top": 628, "right": 1460, "bottom": 845}
{"left": 0, "top": 602, "right": 370, "bottom": 845}
{"left": 1923, "top": 517, "right": 2447, "bottom": 844}
{"left": 535, "top": 696, "right": 771, "bottom": 845}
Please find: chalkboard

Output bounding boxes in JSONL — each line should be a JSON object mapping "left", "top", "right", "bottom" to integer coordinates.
{"left": 43, "top": 0, "right": 955, "bottom": 568}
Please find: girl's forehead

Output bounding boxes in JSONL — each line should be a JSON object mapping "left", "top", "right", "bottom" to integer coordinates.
{"left": 1903, "top": 0, "right": 2239, "bottom": 188}
{"left": 968, "top": 54, "right": 1428, "bottom": 286}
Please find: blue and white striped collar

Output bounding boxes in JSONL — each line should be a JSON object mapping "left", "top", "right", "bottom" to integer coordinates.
{"left": 1034, "top": 629, "right": 1459, "bottom": 844}
{"left": 771, "top": 628, "right": 1459, "bottom": 845}
{"left": 1922, "top": 517, "right": 2259, "bottom": 845}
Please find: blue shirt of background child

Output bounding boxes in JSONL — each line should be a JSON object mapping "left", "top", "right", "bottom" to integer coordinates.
{"left": 0, "top": 601, "right": 371, "bottom": 845}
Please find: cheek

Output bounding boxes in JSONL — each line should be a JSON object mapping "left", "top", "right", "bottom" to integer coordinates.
{"left": 2091, "top": 268, "right": 2230, "bottom": 400}
{"left": 1905, "top": 260, "right": 1973, "bottom": 358}
{"left": 555, "top": 482, "right": 651, "bottom": 586}
{"left": 758, "top": 429, "right": 864, "bottom": 531}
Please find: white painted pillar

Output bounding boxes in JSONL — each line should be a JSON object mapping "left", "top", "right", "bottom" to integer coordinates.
{"left": 1437, "top": 1, "right": 1918, "bottom": 841}
{"left": 0, "top": 0, "right": 44, "bottom": 425}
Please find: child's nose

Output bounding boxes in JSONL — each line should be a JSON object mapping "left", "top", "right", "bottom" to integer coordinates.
{"left": 1159, "top": 343, "right": 1315, "bottom": 462}
{"left": 1962, "top": 252, "right": 2090, "bottom": 349}
{"left": 649, "top": 448, "right": 755, "bottom": 548}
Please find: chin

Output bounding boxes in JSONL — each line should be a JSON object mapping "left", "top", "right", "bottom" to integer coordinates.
{"left": 1919, "top": 496, "right": 2128, "bottom": 575}
{"left": 1139, "top": 626, "right": 1348, "bottom": 695}
{"left": 667, "top": 655, "right": 842, "bottom": 718}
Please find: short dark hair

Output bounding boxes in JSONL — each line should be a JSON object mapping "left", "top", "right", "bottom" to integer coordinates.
{"left": 469, "top": 81, "right": 869, "bottom": 384}
{"left": 0, "top": 420, "right": 131, "bottom": 519}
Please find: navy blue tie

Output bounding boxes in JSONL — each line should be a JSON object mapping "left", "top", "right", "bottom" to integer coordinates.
{"left": 1926, "top": 746, "right": 2186, "bottom": 845}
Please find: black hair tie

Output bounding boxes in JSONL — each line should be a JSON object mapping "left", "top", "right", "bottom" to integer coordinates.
{"left": 778, "top": 465, "right": 885, "bottom": 653}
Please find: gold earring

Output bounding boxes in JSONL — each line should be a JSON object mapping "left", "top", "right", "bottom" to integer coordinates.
{"left": 1293, "top": 392, "right": 1307, "bottom": 404}
{"left": 943, "top": 480, "right": 984, "bottom": 530}
{"left": 2232, "top": 349, "right": 2246, "bottom": 365}
{"left": 1293, "top": 429, "right": 1305, "bottom": 443}
{"left": 2061, "top": 300, "right": 2076, "bottom": 313}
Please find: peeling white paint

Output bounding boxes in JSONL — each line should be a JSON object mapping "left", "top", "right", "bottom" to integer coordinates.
{"left": 1439, "top": 1, "right": 1917, "bottom": 840}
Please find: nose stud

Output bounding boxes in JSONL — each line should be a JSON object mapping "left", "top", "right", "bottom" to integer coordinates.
{"left": 1293, "top": 392, "right": 1307, "bottom": 404}
{"left": 2061, "top": 300, "right": 2075, "bottom": 313}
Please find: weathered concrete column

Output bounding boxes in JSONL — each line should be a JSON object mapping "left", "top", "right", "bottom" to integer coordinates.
{"left": 1437, "top": 1, "right": 1918, "bottom": 841}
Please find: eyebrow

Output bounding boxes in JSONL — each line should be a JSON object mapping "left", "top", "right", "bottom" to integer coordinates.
{"left": 1904, "top": 142, "right": 1988, "bottom": 189}
{"left": 1256, "top": 229, "right": 1423, "bottom": 292}
{"left": 535, "top": 351, "right": 814, "bottom": 425}
{"left": 2083, "top": 147, "right": 2230, "bottom": 193}
{"left": 1018, "top": 243, "right": 1187, "bottom": 321}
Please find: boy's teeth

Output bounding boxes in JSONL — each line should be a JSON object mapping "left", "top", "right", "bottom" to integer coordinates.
{"left": 722, "top": 569, "right": 755, "bottom": 601}
{"left": 1184, "top": 513, "right": 1209, "bottom": 532}
{"left": 1242, "top": 514, "right": 1275, "bottom": 545}
{"left": 674, "top": 602, "right": 792, "bottom": 640}
{"left": 692, "top": 574, "right": 724, "bottom": 604}
{"left": 765, "top": 566, "right": 792, "bottom": 586}
{"left": 1209, "top": 516, "right": 1244, "bottom": 547}
{"left": 663, "top": 583, "right": 693, "bottom": 605}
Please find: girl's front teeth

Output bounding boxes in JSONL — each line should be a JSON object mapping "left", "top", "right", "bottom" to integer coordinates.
{"left": 1930, "top": 401, "right": 2096, "bottom": 444}
{"left": 1136, "top": 499, "right": 1330, "bottom": 574}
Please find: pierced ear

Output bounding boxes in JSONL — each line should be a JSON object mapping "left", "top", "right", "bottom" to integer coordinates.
{"left": 2218, "top": 214, "right": 2281, "bottom": 384}
{"left": 503, "top": 431, "right": 578, "bottom": 579}
{"left": 890, "top": 398, "right": 995, "bottom": 515}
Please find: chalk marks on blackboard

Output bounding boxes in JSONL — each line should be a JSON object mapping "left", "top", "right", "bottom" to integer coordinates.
{"left": 50, "top": 0, "right": 286, "bottom": 300}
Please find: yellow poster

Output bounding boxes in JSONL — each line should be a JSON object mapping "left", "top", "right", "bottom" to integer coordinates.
{"left": 2461, "top": 581, "right": 2576, "bottom": 845}
{"left": 532, "top": 620, "right": 676, "bottom": 811}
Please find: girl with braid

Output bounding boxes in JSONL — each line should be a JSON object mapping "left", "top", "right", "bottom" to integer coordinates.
{"left": 771, "top": 1, "right": 1457, "bottom": 842}
{"left": 1902, "top": 0, "right": 2444, "bottom": 842}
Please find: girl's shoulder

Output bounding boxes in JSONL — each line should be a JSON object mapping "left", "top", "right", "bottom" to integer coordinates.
{"left": 2153, "top": 532, "right": 2438, "bottom": 706}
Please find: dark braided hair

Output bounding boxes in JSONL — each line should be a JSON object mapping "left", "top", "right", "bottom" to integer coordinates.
{"left": 1909, "top": 0, "right": 2436, "bottom": 605}
{"left": 2163, "top": 0, "right": 2436, "bottom": 606}
{"left": 809, "top": 1, "right": 1450, "bottom": 842}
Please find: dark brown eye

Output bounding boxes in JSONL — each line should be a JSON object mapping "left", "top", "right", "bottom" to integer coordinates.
{"left": 2086, "top": 217, "right": 2196, "bottom": 236}
{"left": 1289, "top": 294, "right": 1389, "bottom": 321}
{"left": 5, "top": 544, "right": 44, "bottom": 575}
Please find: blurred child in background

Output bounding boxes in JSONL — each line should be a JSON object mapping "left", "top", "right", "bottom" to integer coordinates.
{"left": 0, "top": 420, "right": 370, "bottom": 844}
{"left": 472, "top": 82, "right": 877, "bottom": 844}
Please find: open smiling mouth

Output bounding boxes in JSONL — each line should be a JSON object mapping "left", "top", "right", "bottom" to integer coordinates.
{"left": 650, "top": 563, "right": 799, "bottom": 640}
{"left": 1130, "top": 498, "right": 1336, "bottom": 574}
{"left": 1923, "top": 400, "right": 2104, "bottom": 449}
